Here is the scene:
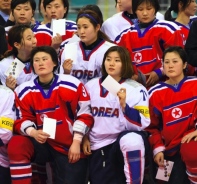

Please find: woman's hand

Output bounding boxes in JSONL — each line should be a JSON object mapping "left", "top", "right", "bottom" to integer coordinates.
{"left": 146, "top": 71, "right": 159, "bottom": 87}
{"left": 181, "top": 130, "right": 197, "bottom": 143}
{"left": 117, "top": 88, "right": 126, "bottom": 111}
{"left": 30, "top": 129, "right": 50, "bottom": 144}
{"left": 68, "top": 140, "right": 81, "bottom": 163}
{"left": 6, "top": 75, "right": 17, "bottom": 90}
{"left": 154, "top": 152, "right": 164, "bottom": 167}
{"left": 82, "top": 134, "right": 92, "bottom": 156}
{"left": 51, "top": 33, "right": 62, "bottom": 50}
{"left": 63, "top": 59, "right": 73, "bottom": 74}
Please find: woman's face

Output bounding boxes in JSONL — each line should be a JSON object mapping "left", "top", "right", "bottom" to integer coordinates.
{"left": 16, "top": 28, "right": 37, "bottom": 56}
{"left": 77, "top": 17, "right": 100, "bottom": 46}
{"left": 183, "top": 0, "right": 197, "bottom": 17}
{"left": 33, "top": 51, "right": 56, "bottom": 77}
{"left": 13, "top": 2, "right": 34, "bottom": 24}
{"left": 163, "top": 51, "right": 186, "bottom": 80}
{"left": 104, "top": 51, "right": 122, "bottom": 81}
{"left": 135, "top": 2, "right": 156, "bottom": 23}
{"left": 45, "top": 0, "right": 67, "bottom": 20}
{"left": 119, "top": 0, "right": 132, "bottom": 13}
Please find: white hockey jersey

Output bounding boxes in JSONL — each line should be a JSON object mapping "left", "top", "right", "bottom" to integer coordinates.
{"left": 60, "top": 40, "right": 115, "bottom": 84}
{"left": 85, "top": 77, "right": 150, "bottom": 150}
{"left": 0, "top": 85, "right": 15, "bottom": 167}
{"left": 0, "top": 55, "right": 36, "bottom": 86}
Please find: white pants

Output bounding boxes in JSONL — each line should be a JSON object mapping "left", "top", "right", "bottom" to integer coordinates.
{"left": 119, "top": 132, "right": 145, "bottom": 184}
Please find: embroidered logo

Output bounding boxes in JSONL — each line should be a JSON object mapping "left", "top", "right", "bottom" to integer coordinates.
{"left": 134, "top": 52, "right": 142, "bottom": 63}
{"left": 171, "top": 108, "right": 182, "bottom": 119}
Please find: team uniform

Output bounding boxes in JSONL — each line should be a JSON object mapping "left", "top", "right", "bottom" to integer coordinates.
{"left": 101, "top": 12, "right": 164, "bottom": 42}
{"left": 185, "top": 20, "right": 197, "bottom": 67}
{"left": 32, "top": 20, "right": 77, "bottom": 47}
{"left": 115, "top": 19, "right": 184, "bottom": 79}
{"left": 85, "top": 77, "right": 150, "bottom": 184}
{"left": 0, "top": 85, "right": 15, "bottom": 184}
{"left": 60, "top": 39, "right": 116, "bottom": 84}
{"left": 101, "top": 11, "right": 136, "bottom": 42}
{"left": 147, "top": 77, "right": 197, "bottom": 183}
{"left": 0, "top": 56, "right": 36, "bottom": 86}
{"left": 7, "top": 74, "right": 94, "bottom": 184}
{"left": 173, "top": 16, "right": 197, "bottom": 76}
{"left": 173, "top": 16, "right": 197, "bottom": 46}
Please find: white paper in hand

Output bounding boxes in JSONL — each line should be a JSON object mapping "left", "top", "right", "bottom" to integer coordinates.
{"left": 51, "top": 19, "right": 65, "bottom": 36}
{"left": 5, "top": 58, "right": 25, "bottom": 78}
{"left": 63, "top": 43, "right": 77, "bottom": 64}
{"left": 101, "top": 75, "right": 122, "bottom": 96}
{"left": 43, "top": 117, "right": 57, "bottom": 139}
{"left": 156, "top": 160, "right": 174, "bottom": 182}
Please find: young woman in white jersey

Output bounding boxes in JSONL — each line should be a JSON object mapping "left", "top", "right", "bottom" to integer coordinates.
{"left": 83, "top": 46, "right": 150, "bottom": 184}
{"left": 0, "top": 85, "right": 15, "bottom": 184}
{"left": 0, "top": 24, "right": 37, "bottom": 90}
{"left": 60, "top": 9, "right": 115, "bottom": 84}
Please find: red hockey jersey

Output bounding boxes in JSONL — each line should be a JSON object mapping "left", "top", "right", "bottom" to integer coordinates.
{"left": 146, "top": 77, "right": 197, "bottom": 156}
{"left": 32, "top": 20, "right": 77, "bottom": 46}
{"left": 115, "top": 19, "right": 184, "bottom": 78}
{"left": 14, "top": 74, "right": 93, "bottom": 156}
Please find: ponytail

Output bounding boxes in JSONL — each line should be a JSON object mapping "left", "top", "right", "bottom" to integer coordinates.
{"left": 98, "top": 30, "right": 112, "bottom": 42}
{"left": 164, "top": 7, "right": 173, "bottom": 21}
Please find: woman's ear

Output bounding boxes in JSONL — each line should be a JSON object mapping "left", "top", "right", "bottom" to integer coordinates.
{"left": 184, "top": 62, "right": 187, "bottom": 69}
{"left": 64, "top": 7, "right": 67, "bottom": 15}
{"left": 13, "top": 42, "right": 21, "bottom": 50}
{"left": 178, "top": 1, "right": 183, "bottom": 11}
{"left": 32, "top": 10, "right": 35, "bottom": 17}
{"left": 96, "top": 24, "right": 100, "bottom": 32}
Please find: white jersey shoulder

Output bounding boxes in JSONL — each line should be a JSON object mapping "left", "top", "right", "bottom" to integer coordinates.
{"left": 124, "top": 79, "right": 144, "bottom": 89}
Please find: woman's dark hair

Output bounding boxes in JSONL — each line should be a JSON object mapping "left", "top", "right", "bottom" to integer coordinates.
{"left": 11, "top": 0, "right": 36, "bottom": 12}
{"left": 30, "top": 46, "right": 59, "bottom": 73}
{"left": 165, "top": 0, "right": 192, "bottom": 21}
{"left": 38, "top": 0, "right": 43, "bottom": 16}
{"left": 4, "top": 24, "right": 31, "bottom": 58}
{"left": 43, "top": 0, "right": 69, "bottom": 18}
{"left": 163, "top": 46, "right": 187, "bottom": 64}
{"left": 132, "top": 0, "right": 160, "bottom": 17}
{"left": 81, "top": 4, "right": 104, "bottom": 26}
{"left": 76, "top": 10, "right": 110, "bottom": 42}
{"left": 102, "top": 46, "right": 134, "bottom": 79}
{"left": 163, "top": 46, "right": 188, "bottom": 75}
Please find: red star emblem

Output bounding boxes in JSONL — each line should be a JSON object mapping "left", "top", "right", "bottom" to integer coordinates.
{"left": 173, "top": 109, "right": 180, "bottom": 117}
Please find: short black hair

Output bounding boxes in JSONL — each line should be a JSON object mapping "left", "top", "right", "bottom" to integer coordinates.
{"left": 11, "top": 0, "right": 36, "bottom": 11}
{"left": 132, "top": 0, "right": 160, "bottom": 16}
{"left": 30, "top": 46, "right": 59, "bottom": 73}
{"left": 43, "top": 0, "right": 69, "bottom": 18}
{"left": 163, "top": 46, "right": 187, "bottom": 64}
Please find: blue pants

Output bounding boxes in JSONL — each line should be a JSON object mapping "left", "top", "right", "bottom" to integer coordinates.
{"left": 32, "top": 139, "right": 88, "bottom": 184}
{"left": 89, "top": 131, "right": 149, "bottom": 184}
{"left": 0, "top": 165, "right": 11, "bottom": 184}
